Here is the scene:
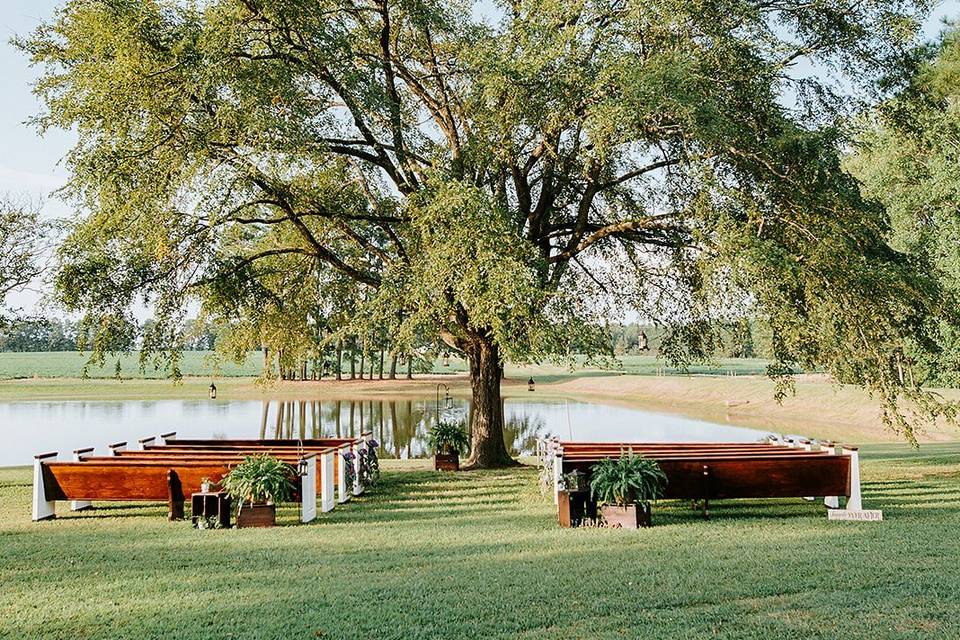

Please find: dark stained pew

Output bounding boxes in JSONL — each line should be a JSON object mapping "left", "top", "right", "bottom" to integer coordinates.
{"left": 32, "top": 452, "right": 321, "bottom": 523}
{"left": 544, "top": 437, "right": 861, "bottom": 519}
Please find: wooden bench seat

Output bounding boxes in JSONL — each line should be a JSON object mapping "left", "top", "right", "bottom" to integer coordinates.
{"left": 545, "top": 437, "right": 861, "bottom": 519}
{"left": 32, "top": 452, "right": 322, "bottom": 523}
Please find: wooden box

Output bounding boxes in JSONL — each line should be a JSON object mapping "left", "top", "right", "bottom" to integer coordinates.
{"left": 558, "top": 490, "right": 597, "bottom": 528}
{"left": 236, "top": 503, "right": 276, "bottom": 528}
{"left": 434, "top": 452, "right": 460, "bottom": 471}
{"left": 191, "top": 492, "right": 232, "bottom": 529}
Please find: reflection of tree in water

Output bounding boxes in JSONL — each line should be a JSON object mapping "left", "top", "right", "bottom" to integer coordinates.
{"left": 502, "top": 412, "right": 547, "bottom": 456}
{"left": 257, "top": 398, "right": 544, "bottom": 458}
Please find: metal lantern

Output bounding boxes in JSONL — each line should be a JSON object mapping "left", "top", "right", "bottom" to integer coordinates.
{"left": 442, "top": 353, "right": 450, "bottom": 367}
{"left": 528, "top": 378, "right": 535, "bottom": 392}
{"left": 208, "top": 382, "right": 217, "bottom": 399}
{"left": 436, "top": 383, "right": 453, "bottom": 421}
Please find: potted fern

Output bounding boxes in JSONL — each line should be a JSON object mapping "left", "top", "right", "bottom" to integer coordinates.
{"left": 221, "top": 455, "right": 296, "bottom": 528}
{"left": 589, "top": 453, "right": 667, "bottom": 528}
{"left": 428, "top": 421, "right": 470, "bottom": 471}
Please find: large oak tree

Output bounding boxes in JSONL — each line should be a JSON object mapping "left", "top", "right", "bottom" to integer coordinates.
{"left": 19, "top": 0, "right": 958, "bottom": 464}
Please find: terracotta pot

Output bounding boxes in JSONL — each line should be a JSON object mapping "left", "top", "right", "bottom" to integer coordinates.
{"left": 600, "top": 503, "right": 652, "bottom": 529}
{"left": 434, "top": 452, "right": 460, "bottom": 471}
{"left": 236, "top": 503, "right": 276, "bottom": 528}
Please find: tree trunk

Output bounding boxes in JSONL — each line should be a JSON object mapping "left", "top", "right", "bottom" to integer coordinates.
{"left": 378, "top": 348, "right": 385, "bottom": 379}
{"left": 335, "top": 339, "right": 343, "bottom": 381}
{"left": 350, "top": 339, "right": 356, "bottom": 379}
{"left": 463, "top": 336, "right": 516, "bottom": 469}
{"left": 262, "top": 346, "right": 271, "bottom": 377}
{"left": 389, "top": 353, "right": 398, "bottom": 380}
{"left": 406, "top": 355, "right": 413, "bottom": 379}
{"left": 359, "top": 343, "right": 365, "bottom": 380}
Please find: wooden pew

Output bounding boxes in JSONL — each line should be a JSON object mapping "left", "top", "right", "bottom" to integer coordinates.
{"left": 544, "top": 437, "right": 858, "bottom": 519}
{"left": 32, "top": 451, "right": 321, "bottom": 523}
{"left": 147, "top": 432, "right": 375, "bottom": 500}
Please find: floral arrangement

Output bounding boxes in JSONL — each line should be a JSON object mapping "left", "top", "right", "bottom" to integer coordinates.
{"left": 341, "top": 450, "right": 356, "bottom": 491}
{"left": 366, "top": 439, "right": 381, "bottom": 484}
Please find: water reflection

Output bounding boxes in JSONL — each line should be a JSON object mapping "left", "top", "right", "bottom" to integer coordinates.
{"left": 1, "top": 397, "right": 770, "bottom": 466}
{"left": 251, "top": 399, "right": 544, "bottom": 459}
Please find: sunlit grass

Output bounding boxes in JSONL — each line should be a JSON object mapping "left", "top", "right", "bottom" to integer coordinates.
{"left": 2, "top": 447, "right": 960, "bottom": 638}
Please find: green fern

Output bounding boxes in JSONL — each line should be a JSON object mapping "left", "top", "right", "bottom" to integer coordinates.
{"left": 221, "top": 455, "right": 296, "bottom": 507}
{"left": 589, "top": 453, "right": 667, "bottom": 507}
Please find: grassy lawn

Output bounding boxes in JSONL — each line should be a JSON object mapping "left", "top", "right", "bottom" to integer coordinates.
{"left": 2, "top": 447, "right": 960, "bottom": 639}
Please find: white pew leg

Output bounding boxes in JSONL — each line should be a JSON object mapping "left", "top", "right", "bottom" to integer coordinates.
{"left": 321, "top": 451, "right": 335, "bottom": 513}
{"left": 32, "top": 455, "right": 57, "bottom": 521}
{"left": 300, "top": 456, "right": 317, "bottom": 523}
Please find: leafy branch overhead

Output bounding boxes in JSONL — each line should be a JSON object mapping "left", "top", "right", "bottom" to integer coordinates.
{"left": 17, "top": 0, "right": 960, "bottom": 445}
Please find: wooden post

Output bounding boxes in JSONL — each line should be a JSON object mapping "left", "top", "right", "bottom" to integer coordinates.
{"left": 167, "top": 469, "right": 184, "bottom": 521}
{"left": 701, "top": 465, "right": 710, "bottom": 520}
{"left": 70, "top": 448, "right": 94, "bottom": 512}
{"left": 32, "top": 452, "right": 58, "bottom": 521}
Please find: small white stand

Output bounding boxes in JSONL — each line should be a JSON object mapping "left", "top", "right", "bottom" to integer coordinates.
{"left": 300, "top": 455, "right": 317, "bottom": 523}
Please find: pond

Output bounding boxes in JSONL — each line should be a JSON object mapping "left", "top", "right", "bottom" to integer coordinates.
{"left": 1, "top": 396, "right": 774, "bottom": 467}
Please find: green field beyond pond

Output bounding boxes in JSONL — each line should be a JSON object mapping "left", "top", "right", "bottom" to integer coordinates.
{"left": 0, "top": 350, "right": 774, "bottom": 380}
{"left": 2, "top": 446, "right": 959, "bottom": 639}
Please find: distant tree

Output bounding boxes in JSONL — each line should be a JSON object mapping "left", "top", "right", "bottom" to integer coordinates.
{"left": 20, "top": 0, "right": 960, "bottom": 458}
{"left": 0, "top": 198, "right": 46, "bottom": 324}
{"left": 849, "top": 25, "right": 960, "bottom": 386}
{"left": 0, "top": 317, "right": 79, "bottom": 351}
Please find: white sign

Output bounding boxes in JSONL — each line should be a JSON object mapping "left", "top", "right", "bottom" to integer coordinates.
{"left": 828, "top": 510, "right": 883, "bottom": 522}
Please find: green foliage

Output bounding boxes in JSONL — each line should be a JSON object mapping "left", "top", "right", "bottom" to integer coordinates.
{"left": 220, "top": 455, "right": 296, "bottom": 507}
{"left": 16, "top": 0, "right": 959, "bottom": 446}
{"left": 589, "top": 454, "right": 667, "bottom": 507}
{"left": 0, "top": 198, "right": 46, "bottom": 325}
{"left": 427, "top": 420, "right": 470, "bottom": 455}
{"left": 848, "top": 25, "right": 960, "bottom": 389}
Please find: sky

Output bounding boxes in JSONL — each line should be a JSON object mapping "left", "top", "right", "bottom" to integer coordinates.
{"left": 1, "top": 0, "right": 959, "bottom": 315}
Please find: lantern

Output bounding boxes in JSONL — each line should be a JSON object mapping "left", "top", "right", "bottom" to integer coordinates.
{"left": 528, "top": 378, "right": 535, "bottom": 392}
{"left": 208, "top": 382, "right": 217, "bottom": 399}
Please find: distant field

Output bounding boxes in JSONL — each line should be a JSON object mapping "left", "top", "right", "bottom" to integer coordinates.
{"left": 0, "top": 351, "right": 774, "bottom": 380}
{"left": 0, "top": 351, "right": 262, "bottom": 379}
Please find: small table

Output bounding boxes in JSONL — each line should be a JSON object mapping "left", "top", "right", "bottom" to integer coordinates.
{"left": 191, "top": 492, "right": 232, "bottom": 529}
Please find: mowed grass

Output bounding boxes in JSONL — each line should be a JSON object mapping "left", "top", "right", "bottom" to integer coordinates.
{"left": 2, "top": 447, "right": 960, "bottom": 639}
